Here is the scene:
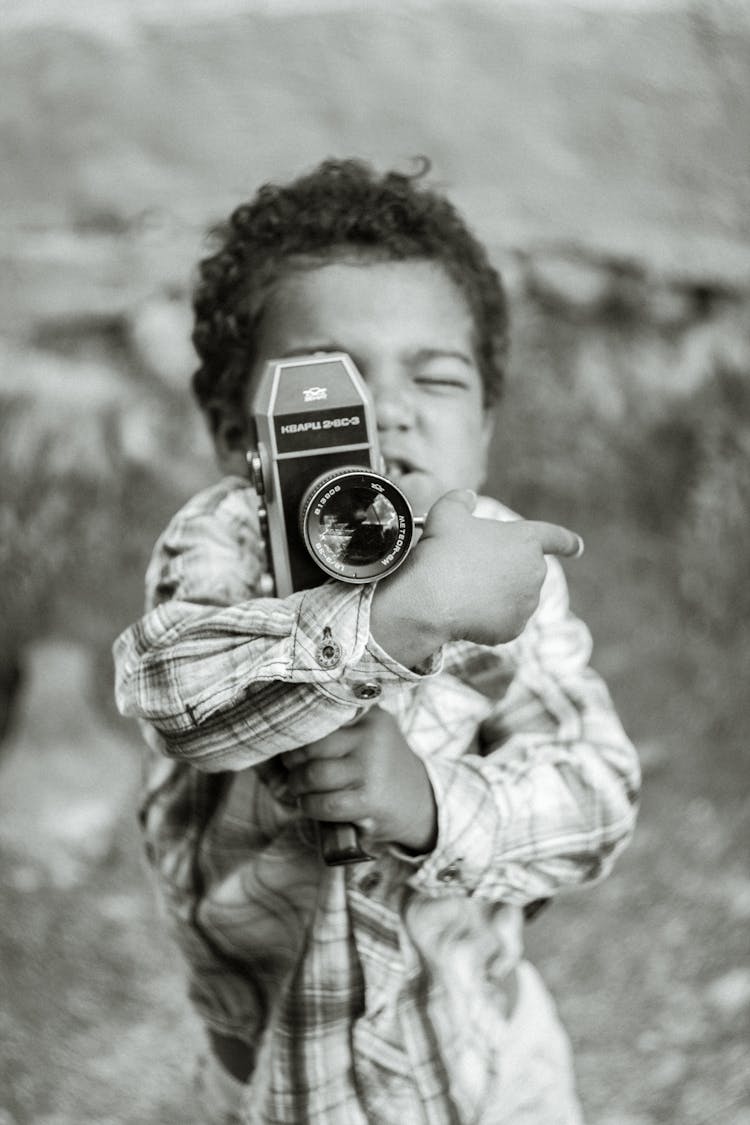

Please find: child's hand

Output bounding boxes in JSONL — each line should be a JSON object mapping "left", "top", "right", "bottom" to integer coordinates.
{"left": 371, "top": 489, "right": 583, "bottom": 666}
{"left": 281, "top": 708, "right": 437, "bottom": 853}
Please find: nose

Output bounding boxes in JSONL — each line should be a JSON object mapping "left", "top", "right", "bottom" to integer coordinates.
{"left": 368, "top": 370, "right": 415, "bottom": 432}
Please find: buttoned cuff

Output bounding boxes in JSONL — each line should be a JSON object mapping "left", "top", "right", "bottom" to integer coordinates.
{"left": 400, "top": 756, "right": 499, "bottom": 896}
{"left": 291, "top": 581, "right": 444, "bottom": 707}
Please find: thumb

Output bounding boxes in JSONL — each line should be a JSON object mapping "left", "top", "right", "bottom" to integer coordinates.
{"left": 421, "top": 489, "right": 477, "bottom": 538}
{"left": 353, "top": 816, "right": 378, "bottom": 852}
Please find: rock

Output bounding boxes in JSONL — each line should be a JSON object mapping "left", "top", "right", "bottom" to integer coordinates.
{"left": 636, "top": 1029, "right": 663, "bottom": 1054}
{"left": 127, "top": 293, "right": 195, "bottom": 393}
{"left": 0, "top": 659, "right": 23, "bottom": 746}
{"left": 721, "top": 874, "right": 750, "bottom": 922}
{"left": 0, "top": 338, "right": 125, "bottom": 480}
{"left": 0, "top": 232, "right": 131, "bottom": 337}
{"left": 117, "top": 401, "right": 171, "bottom": 468}
{"left": 594, "top": 1114, "right": 655, "bottom": 1125}
{"left": 573, "top": 335, "right": 629, "bottom": 420}
{"left": 526, "top": 253, "right": 612, "bottom": 317}
{"left": 651, "top": 1048, "right": 689, "bottom": 1089}
{"left": 647, "top": 284, "right": 699, "bottom": 329}
{"left": 678, "top": 311, "right": 750, "bottom": 399}
{"left": 705, "top": 968, "right": 750, "bottom": 1020}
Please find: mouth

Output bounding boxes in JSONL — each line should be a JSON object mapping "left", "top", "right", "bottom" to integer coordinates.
{"left": 383, "top": 455, "right": 420, "bottom": 482}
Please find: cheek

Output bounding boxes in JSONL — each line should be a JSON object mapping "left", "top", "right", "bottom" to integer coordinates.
{"left": 419, "top": 401, "right": 489, "bottom": 479}
{"left": 460, "top": 431, "right": 491, "bottom": 487}
{"left": 448, "top": 414, "right": 489, "bottom": 462}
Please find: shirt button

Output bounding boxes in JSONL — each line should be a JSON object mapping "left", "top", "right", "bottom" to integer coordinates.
{"left": 359, "top": 870, "right": 381, "bottom": 894}
{"left": 436, "top": 861, "right": 461, "bottom": 883}
{"left": 353, "top": 681, "right": 381, "bottom": 700}
{"left": 316, "top": 627, "right": 342, "bottom": 669}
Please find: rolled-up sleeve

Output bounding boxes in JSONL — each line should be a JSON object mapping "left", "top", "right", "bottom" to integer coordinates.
{"left": 404, "top": 557, "right": 640, "bottom": 905}
{"left": 113, "top": 477, "right": 441, "bottom": 770}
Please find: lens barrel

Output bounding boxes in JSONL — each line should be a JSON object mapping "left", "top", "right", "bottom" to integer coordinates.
{"left": 300, "top": 469, "right": 416, "bottom": 584}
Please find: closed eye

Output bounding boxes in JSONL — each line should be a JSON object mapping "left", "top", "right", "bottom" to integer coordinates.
{"left": 413, "top": 375, "right": 471, "bottom": 392}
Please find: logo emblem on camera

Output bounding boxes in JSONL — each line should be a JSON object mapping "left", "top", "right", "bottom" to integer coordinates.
{"left": 302, "top": 385, "right": 328, "bottom": 403}
{"left": 247, "top": 352, "right": 419, "bottom": 598}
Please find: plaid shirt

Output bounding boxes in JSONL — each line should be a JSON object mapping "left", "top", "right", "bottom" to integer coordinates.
{"left": 114, "top": 477, "right": 639, "bottom": 1125}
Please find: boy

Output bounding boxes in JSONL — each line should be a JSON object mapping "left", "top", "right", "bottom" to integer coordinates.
{"left": 114, "top": 159, "right": 640, "bottom": 1124}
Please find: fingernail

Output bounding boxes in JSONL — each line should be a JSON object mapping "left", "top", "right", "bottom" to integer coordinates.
{"left": 573, "top": 535, "right": 585, "bottom": 559}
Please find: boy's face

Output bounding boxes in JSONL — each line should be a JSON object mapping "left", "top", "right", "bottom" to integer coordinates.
{"left": 243, "top": 258, "right": 494, "bottom": 513}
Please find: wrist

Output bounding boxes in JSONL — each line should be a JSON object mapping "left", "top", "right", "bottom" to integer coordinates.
{"left": 370, "top": 563, "right": 449, "bottom": 668}
{"left": 392, "top": 770, "right": 438, "bottom": 854}
{"left": 394, "top": 813, "right": 437, "bottom": 855}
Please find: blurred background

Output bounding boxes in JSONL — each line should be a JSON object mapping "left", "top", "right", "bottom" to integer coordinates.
{"left": 1, "top": 0, "right": 749, "bottom": 1122}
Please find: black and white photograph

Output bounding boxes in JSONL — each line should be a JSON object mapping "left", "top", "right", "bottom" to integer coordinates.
{"left": 1, "top": 2, "right": 749, "bottom": 1123}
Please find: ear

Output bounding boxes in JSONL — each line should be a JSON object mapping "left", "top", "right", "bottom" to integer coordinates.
{"left": 213, "top": 414, "right": 251, "bottom": 477}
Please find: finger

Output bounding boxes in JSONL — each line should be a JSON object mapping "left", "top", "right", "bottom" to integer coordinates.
{"left": 339, "top": 712, "right": 369, "bottom": 730}
{"left": 298, "top": 787, "right": 367, "bottom": 823}
{"left": 420, "top": 489, "right": 477, "bottom": 538}
{"left": 353, "top": 816, "right": 378, "bottom": 852}
{"left": 524, "top": 520, "right": 584, "bottom": 559}
{"left": 281, "top": 732, "right": 352, "bottom": 769}
{"left": 287, "top": 757, "right": 361, "bottom": 797}
{"left": 280, "top": 747, "right": 307, "bottom": 769}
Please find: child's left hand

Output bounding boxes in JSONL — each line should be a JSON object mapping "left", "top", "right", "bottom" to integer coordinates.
{"left": 281, "top": 708, "right": 437, "bottom": 854}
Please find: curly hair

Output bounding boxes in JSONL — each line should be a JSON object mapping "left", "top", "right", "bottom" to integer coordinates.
{"left": 191, "top": 158, "right": 508, "bottom": 430}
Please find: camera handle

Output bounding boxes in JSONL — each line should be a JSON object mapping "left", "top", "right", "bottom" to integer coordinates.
{"left": 319, "top": 821, "right": 374, "bottom": 866}
{"left": 318, "top": 714, "right": 376, "bottom": 865}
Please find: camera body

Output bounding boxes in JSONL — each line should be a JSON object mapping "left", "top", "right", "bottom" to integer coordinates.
{"left": 248, "top": 353, "right": 417, "bottom": 597}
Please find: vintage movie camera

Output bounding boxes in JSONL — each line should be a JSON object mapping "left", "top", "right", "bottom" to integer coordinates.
{"left": 246, "top": 352, "right": 422, "bottom": 865}
{"left": 247, "top": 353, "right": 420, "bottom": 597}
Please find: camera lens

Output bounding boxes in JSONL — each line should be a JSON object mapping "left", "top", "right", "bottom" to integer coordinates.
{"left": 300, "top": 469, "right": 416, "bottom": 583}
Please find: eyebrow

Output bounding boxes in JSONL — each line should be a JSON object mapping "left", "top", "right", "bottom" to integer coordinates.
{"left": 409, "top": 348, "right": 473, "bottom": 367}
{"left": 277, "top": 344, "right": 340, "bottom": 359}
{"left": 277, "top": 345, "right": 474, "bottom": 366}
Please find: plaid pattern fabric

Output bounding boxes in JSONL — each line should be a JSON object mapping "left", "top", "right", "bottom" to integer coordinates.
{"left": 114, "top": 477, "right": 640, "bottom": 1124}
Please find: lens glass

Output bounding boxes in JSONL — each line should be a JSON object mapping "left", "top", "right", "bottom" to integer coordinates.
{"left": 317, "top": 488, "right": 400, "bottom": 566}
{"left": 301, "top": 469, "right": 415, "bottom": 583}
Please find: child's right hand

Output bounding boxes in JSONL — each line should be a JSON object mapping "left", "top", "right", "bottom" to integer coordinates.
{"left": 370, "top": 489, "right": 583, "bottom": 666}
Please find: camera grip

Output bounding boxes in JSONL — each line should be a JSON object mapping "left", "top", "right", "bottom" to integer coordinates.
{"left": 320, "top": 821, "right": 373, "bottom": 865}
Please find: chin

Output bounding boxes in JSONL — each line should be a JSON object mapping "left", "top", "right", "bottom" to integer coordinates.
{"left": 397, "top": 472, "right": 445, "bottom": 514}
